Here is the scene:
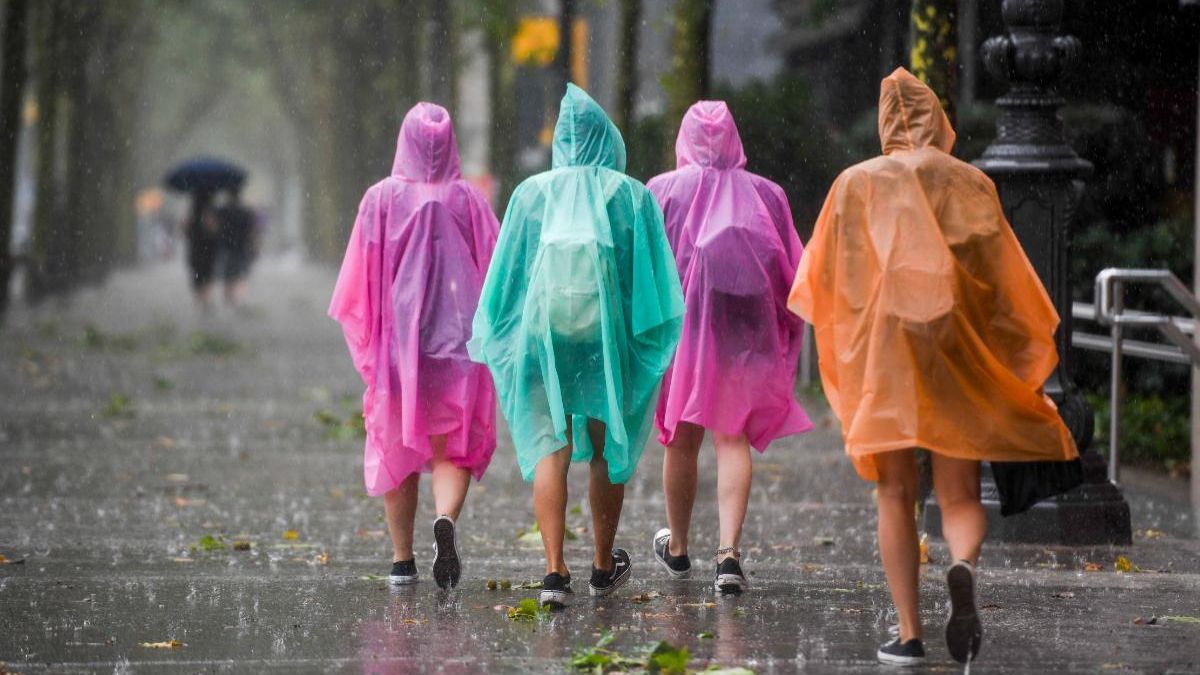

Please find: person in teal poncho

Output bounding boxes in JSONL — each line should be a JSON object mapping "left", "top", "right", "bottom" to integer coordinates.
{"left": 470, "top": 84, "right": 684, "bottom": 608}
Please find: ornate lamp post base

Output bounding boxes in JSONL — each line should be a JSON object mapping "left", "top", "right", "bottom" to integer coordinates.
{"left": 926, "top": 0, "right": 1132, "bottom": 545}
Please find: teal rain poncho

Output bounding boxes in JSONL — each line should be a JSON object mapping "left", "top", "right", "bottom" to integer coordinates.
{"left": 470, "top": 84, "right": 684, "bottom": 483}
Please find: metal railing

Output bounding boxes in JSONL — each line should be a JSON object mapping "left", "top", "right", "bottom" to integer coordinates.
{"left": 1092, "top": 269, "right": 1200, "bottom": 483}
{"left": 796, "top": 268, "right": 1200, "bottom": 486}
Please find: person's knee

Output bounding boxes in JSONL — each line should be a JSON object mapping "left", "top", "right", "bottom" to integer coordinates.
{"left": 876, "top": 477, "right": 917, "bottom": 505}
{"left": 935, "top": 484, "right": 981, "bottom": 512}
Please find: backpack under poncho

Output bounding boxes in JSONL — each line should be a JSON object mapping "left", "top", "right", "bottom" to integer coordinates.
{"left": 470, "top": 84, "right": 684, "bottom": 483}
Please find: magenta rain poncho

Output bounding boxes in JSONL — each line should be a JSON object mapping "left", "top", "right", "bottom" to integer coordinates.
{"left": 648, "top": 101, "right": 813, "bottom": 451}
{"left": 470, "top": 84, "right": 684, "bottom": 484}
{"left": 329, "top": 103, "right": 499, "bottom": 496}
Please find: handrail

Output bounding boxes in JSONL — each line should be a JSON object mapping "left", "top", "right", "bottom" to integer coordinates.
{"left": 1092, "top": 268, "right": 1200, "bottom": 484}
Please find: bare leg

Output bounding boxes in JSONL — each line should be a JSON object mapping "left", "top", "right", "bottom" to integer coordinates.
{"left": 429, "top": 434, "right": 471, "bottom": 520}
{"left": 713, "top": 431, "right": 751, "bottom": 561}
{"left": 383, "top": 472, "right": 420, "bottom": 561}
{"left": 587, "top": 419, "right": 625, "bottom": 570}
{"left": 930, "top": 455, "right": 985, "bottom": 565}
{"left": 875, "top": 449, "right": 922, "bottom": 642}
{"left": 533, "top": 431, "right": 573, "bottom": 576}
{"left": 663, "top": 422, "right": 704, "bottom": 556}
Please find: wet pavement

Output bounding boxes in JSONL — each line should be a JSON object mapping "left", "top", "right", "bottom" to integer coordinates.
{"left": 2, "top": 259, "right": 1200, "bottom": 674}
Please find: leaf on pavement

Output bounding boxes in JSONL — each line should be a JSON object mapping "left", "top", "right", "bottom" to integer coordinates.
{"left": 140, "top": 640, "right": 184, "bottom": 649}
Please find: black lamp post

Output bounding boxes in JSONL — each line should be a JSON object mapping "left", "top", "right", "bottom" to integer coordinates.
{"left": 929, "top": 0, "right": 1133, "bottom": 544}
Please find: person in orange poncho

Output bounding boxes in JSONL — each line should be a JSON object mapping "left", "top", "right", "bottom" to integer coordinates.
{"left": 789, "top": 67, "right": 1078, "bottom": 667}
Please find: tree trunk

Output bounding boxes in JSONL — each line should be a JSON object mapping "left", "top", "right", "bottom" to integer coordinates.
{"left": 957, "top": 0, "right": 978, "bottom": 108}
{"left": 613, "top": 0, "right": 640, "bottom": 133}
{"left": 429, "top": 0, "right": 457, "bottom": 110}
{"left": 28, "top": 0, "right": 64, "bottom": 301}
{"left": 0, "top": 0, "right": 29, "bottom": 316}
{"left": 909, "top": 0, "right": 959, "bottom": 124}
{"left": 484, "top": 0, "right": 517, "bottom": 204}
{"left": 557, "top": 0, "right": 576, "bottom": 94}
{"left": 664, "top": 0, "right": 712, "bottom": 166}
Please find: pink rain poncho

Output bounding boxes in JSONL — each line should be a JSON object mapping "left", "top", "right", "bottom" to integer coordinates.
{"left": 329, "top": 103, "right": 499, "bottom": 496}
{"left": 648, "top": 101, "right": 813, "bottom": 450}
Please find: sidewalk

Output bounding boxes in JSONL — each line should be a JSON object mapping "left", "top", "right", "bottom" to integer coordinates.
{"left": 2, "top": 259, "right": 1198, "bottom": 673}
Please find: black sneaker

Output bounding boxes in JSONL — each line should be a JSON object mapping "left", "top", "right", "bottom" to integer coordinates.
{"left": 652, "top": 528, "right": 691, "bottom": 578}
{"left": 539, "top": 572, "right": 573, "bottom": 609}
{"left": 389, "top": 559, "right": 418, "bottom": 585}
{"left": 431, "top": 515, "right": 460, "bottom": 589}
{"left": 713, "top": 556, "right": 748, "bottom": 594}
{"left": 588, "top": 548, "right": 632, "bottom": 596}
{"left": 945, "top": 560, "right": 983, "bottom": 664}
{"left": 876, "top": 638, "right": 925, "bottom": 666}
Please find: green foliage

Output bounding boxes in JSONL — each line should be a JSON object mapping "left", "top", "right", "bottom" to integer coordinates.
{"left": 81, "top": 323, "right": 139, "bottom": 352}
{"left": 568, "top": 633, "right": 698, "bottom": 674}
{"left": 314, "top": 408, "right": 366, "bottom": 442}
{"left": 569, "top": 632, "right": 645, "bottom": 673}
{"left": 102, "top": 392, "right": 134, "bottom": 419}
{"left": 714, "top": 75, "right": 841, "bottom": 238}
{"left": 196, "top": 534, "right": 226, "bottom": 552}
{"left": 625, "top": 114, "right": 670, "bottom": 184}
{"left": 506, "top": 598, "right": 550, "bottom": 622}
{"left": 645, "top": 641, "right": 690, "bottom": 673}
{"left": 187, "top": 331, "right": 241, "bottom": 357}
{"left": 1087, "top": 392, "right": 1190, "bottom": 470}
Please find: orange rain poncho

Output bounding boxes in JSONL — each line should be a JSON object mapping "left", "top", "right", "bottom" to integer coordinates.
{"left": 788, "top": 67, "right": 1077, "bottom": 482}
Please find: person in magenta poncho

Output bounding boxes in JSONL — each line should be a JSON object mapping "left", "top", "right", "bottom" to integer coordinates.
{"left": 647, "top": 101, "right": 813, "bottom": 594}
{"left": 329, "top": 103, "right": 499, "bottom": 590}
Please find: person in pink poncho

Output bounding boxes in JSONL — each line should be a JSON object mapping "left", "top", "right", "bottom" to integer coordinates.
{"left": 329, "top": 103, "right": 499, "bottom": 589}
{"left": 647, "top": 101, "right": 813, "bottom": 593}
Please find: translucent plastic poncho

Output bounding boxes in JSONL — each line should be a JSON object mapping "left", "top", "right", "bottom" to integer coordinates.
{"left": 788, "top": 68, "right": 1077, "bottom": 482}
{"left": 470, "top": 84, "right": 684, "bottom": 483}
{"left": 648, "top": 101, "right": 812, "bottom": 450}
{"left": 329, "top": 103, "right": 499, "bottom": 495}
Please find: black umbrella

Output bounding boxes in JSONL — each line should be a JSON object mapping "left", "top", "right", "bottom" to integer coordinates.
{"left": 164, "top": 157, "right": 247, "bottom": 194}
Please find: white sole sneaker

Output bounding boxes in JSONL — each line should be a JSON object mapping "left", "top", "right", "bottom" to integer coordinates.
{"left": 539, "top": 588, "right": 571, "bottom": 608}
{"left": 388, "top": 574, "right": 418, "bottom": 585}
{"left": 431, "top": 516, "right": 460, "bottom": 589}
{"left": 714, "top": 573, "right": 748, "bottom": 594}
{"left": 876, "top": 649, "right": 925, "bottom": 667}
{"left": 652, "top": 528, "right": 691, "bottom": 579}
{"left": 945, "top": 561, "right": 983, "bottom": 663}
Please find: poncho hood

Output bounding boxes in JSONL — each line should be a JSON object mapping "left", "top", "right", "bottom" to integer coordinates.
{"left": 675, "top": 100, "right": 747, "bottom": 170}
{"left": 552, "top": 83, "right": 627, "bottom": 171}
{"left": 878, "top": 67, "right": 956, "bottom": 155}
{"left": 392, "top": 102, "right": 462, "bottom": 182}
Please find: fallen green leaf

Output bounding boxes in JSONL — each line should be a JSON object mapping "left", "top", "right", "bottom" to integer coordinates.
{"left": 197, "top": 534, "right": 225, "bottom": 552}
{"left": 645, "top": 640, "right": 689, "bottom": 674}
{"left": 507, "top": 598, "right": 549, "bottom": 622}
{"left": 102, "top": 392, "right": 134, "bottom": 418}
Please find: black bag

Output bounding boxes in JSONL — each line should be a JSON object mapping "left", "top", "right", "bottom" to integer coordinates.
{"left": 990, "top": 458, "right": 1084, "bottom": 517}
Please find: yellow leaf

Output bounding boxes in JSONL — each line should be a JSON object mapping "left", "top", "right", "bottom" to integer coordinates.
{"left": 1084, "top": 562, "right": 1103, "bottom": 572}
{"left": 1115, "top": 555, "right": 1140, "bottom": 574}
{"left": 918, "top": 534, "right": 930, "bottom": 565}
{"left": 283, "top": 530, "right": 300, "bottom": 541}
{"left": 140, "top": 640, "right": 184, "bottom": 649}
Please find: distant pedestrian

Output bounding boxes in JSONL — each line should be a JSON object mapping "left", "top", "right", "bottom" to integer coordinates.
{"left": 329, "top": 103, "right": 499, "bottom": 589}
{"left": 214, "top": 186, "right": 258, "bottom": 309}
{"left": 789, "top": 68, "right": 1079, "bottom": 666}
{"left": 470, "top": 84, "right": 684, "bottom": 609}
{"left": 183, "top": 190, "right": 219, "bottom": 311}
{"left": 647, "top": 101, "right": 813, "bottom": 594}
